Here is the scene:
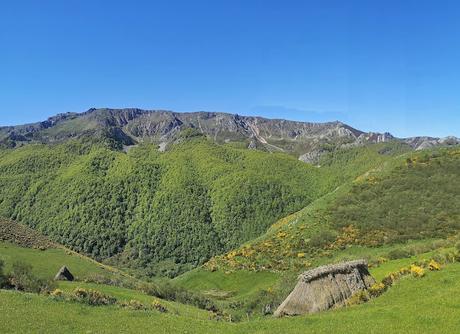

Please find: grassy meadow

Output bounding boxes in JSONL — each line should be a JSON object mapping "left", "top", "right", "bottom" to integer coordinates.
{"left": 1, "top": 260, "right": 460, "bottom": 333}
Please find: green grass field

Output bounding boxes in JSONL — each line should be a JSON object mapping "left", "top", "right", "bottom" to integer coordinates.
{"left": 0, "top": 241, "right": 213, "bottom": 321}
{"left": 3, "top": 237, "right": 460, "bottom": 333}
{"left": 175, "top": 269, "right": 279, "bottom": 300}
{"left": 1, "top": 262, "right": 460, "bottom": 333}
{"left": 0, "top": 242, "right": 111, "bottom": 279}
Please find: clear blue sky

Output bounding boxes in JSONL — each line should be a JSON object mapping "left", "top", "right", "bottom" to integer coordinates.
{"left": 1, "top": 0, "right": 459, "bottom": 137}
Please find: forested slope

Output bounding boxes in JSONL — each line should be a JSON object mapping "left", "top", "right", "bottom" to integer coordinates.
{"left": 204, "top": 147, "right": 460, "bottom": 273}
{"left": 0, "top": 136, "right": 330, "bottom": 276}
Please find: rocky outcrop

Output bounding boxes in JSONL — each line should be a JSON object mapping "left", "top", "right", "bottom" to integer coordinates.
{"left": 404, "top": 136, "right": 460, "bottom": 150}
{"left": 274, "top": 259, "right": 375, "bottom": 317}
{"left": 2, "top": 108, "right": 458, "bottom": 159}
{"left": 298, "top": 149, "right": 326, "bottom": 164}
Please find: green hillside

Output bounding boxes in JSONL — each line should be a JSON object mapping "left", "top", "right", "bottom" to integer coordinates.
{"left": 0, "top": 137, "right": 324, "bottom": 276}
{"left": 203, "top": 147, "right": 460, "bottom": 273}
{"left": 0, "top": 136, "right": 408, "bottom": 277}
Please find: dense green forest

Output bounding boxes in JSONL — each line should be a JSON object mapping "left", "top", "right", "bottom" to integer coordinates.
{"left": 330, "top": 149, "right": 460, "bottom": 242}
{"left": 0, "top": 137, "right": 332, "bottom": 276}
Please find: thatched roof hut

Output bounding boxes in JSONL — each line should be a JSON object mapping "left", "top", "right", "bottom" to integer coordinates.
{"left": 274, "top": 259, "right": 375, "bottom": 317}
{"left": 54, "top": 266, "right": 74, "bottom": 281}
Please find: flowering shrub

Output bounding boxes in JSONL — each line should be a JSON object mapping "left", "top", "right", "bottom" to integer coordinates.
{"left": 346, "top": 290, "right": 369, "bottom": 306}
{"left": 410, "top": 265, "right": 425, "bottom": 278}
{"left": 382, "top": 272, "right": 399, "bottom": 288}
{"left": 72, "top": 288, "right": 117, "bottom": 306}
{"left": 428, "top": 260, "right": 441, "bottom": 271}
{"left": 50, "top": 288, "right": 64, "bottom": 298}
{"left": 277, "top": 231, "right": 287, "bottom": 238}
{"left": 398, "top": 267, "right": 410, "bottom": 275}
{"left": 368, "top": 282, "right": 386, "bottom": 298}
{"left": 152, "top": 300, "right": 168, "bottom": 313}
{"left": 120, "top": 299, "right": 149, "bottom": 310}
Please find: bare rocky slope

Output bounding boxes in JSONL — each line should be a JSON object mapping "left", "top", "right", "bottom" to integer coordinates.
{"left": 1, "top": 108, "right": 458, "bottom": 163}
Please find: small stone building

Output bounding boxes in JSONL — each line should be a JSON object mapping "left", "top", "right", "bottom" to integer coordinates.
{"left": 274, "top": 259, "right": 375, "bottom": 317}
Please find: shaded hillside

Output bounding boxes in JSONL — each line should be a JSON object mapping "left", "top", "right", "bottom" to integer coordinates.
{"left": 0, "top": 218, "right": 55, "bottom": 249}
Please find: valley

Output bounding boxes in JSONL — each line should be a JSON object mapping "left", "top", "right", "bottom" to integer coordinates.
{"left": 0, "top": 110, "right": 459, "bottom": 333}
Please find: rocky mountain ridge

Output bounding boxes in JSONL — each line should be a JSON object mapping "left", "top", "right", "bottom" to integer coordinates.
{"left": 1, "top": 108, "right": 458, "bottom": 162}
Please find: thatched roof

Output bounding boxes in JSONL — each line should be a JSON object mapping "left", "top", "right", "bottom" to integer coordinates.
{"left": 274, "top": 259, "right": 375, "bottom": 317}
{"left": 298, "top": 259, "right": 369, "bottom": 282}
{"left": 54, "top": 266, "right": 74, "bottom": 281}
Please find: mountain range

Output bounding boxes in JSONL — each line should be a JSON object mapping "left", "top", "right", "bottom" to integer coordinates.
{"left": 1, "top": 108, "right": 458, "bottom": 163}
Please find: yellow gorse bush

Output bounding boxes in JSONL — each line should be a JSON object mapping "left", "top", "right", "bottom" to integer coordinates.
{"left": 277, "top": 231, "right": 287, "bottom": 238}
{"left": 368, "top": 282, "right": 386, "bottom": 297}
{"left": 346, "top": 290, "right": 370, "bottom": 306}
{"left": 429, "top": 260, "right": 441, "bottom": 271}
{"left": 152, "top": 300, "right": 168, "bottom": 313}
{"left": 410, "top": 265, "right": 425, "bottom": 277}
{"left": 50, "top": 288, "right": 64, "bottom": 297}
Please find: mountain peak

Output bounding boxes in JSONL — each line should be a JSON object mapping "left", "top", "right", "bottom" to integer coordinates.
{"left": 1, "top": 108, "right": 458, "bottom": 162}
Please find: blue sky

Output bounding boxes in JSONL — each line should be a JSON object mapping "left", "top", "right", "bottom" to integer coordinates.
{"left": 1, "top": 0, "right": 459, "bottom": 137}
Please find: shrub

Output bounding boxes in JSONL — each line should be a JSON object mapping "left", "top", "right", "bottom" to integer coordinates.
{"left": 50, "top": 288, "right": 65, "bottom": 300}
{"left": 398, "top": 266, "right": 411, "bottom": 275}
{"left": 428, "top": 260, "right": 441, "bottom": 271}
{"left": 140, "top": 280, "right": 217, "bottom": 312}
{"left": 445, "top": 252, "right": 457, "bottom": 263}
{"left": 387, "top": 248, "right": 411, "bottom": 260}
{"left": 8, "top": 261, "right": 55, "bottom": 293}
{"left": 431, "top": 239, "right": 451, "bottom": 249}
{"left": 406, "top": 244, "right": 432, "bottom": 256}
{"left": 83, "top": 273, "right": 135, "bottom": 290}
{"left": 0, "top": 259, "right": 6, "bottom": 288}
{"left": 431, "top": 253, "right": 447, "bottom": 265}
{"left": 455, "top": 241, "right": 460, "bottom": 253}
{"left": 382, "top": 271, "right": 404, "bottom": 288}
{"left": 308, "top": 230, "right": 338, "bottom": 248}
{"left": 71, "top": 288, "right": 116, "bottom": 306}
{"left": 368, "top": 282, "right": 386, "bottom": 297}
{"left": 346, "top": 290, "right": 370, "bottom": 306}
{"left": 120, "top": 299, "right": 149, "bottom": 310}
{"left": 152, "top": 300, "right": 168, "bottom": 313}
{"left": 410, "top": 265, "right": 425, "bottom": 278}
